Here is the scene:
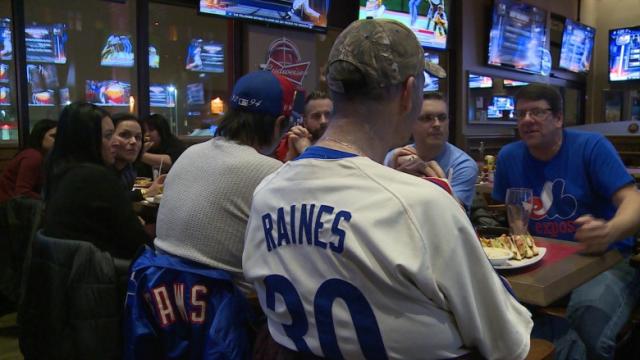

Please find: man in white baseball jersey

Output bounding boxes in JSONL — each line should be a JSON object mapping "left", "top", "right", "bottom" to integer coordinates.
{"left": 243, "top": 18, "right": 533, "bottom": 359}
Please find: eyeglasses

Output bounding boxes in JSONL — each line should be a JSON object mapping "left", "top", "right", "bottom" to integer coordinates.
{"left": 515, "top": 108, "right": 553, "bottom": 120}
{"left": 418, "top": 113, "right": 448, "bottom": 122}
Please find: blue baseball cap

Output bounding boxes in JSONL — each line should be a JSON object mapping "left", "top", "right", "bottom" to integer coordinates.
{"left": 229, "top": 70, "right": 296, "bottom": 118}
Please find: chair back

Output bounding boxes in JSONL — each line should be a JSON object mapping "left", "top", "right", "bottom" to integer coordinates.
{"left": 19, "top": 230, "right": 129, "bottom": 360}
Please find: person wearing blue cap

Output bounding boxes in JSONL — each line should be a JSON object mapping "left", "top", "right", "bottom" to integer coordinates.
{"left": 123, "top": 70, "right": 295, "bottom": 358}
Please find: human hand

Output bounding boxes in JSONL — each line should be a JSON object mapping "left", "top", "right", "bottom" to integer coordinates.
{"left": 392, "top": 146, "right": 418, "bottom": 168}
{"left": 143, "top": 140, "right": 154, "bottom": 153}
{"left": 288, "top": 126, "right": 312, "bottom": 155}
{"left": 574, "top": 215, "right": 615, "bottom": 254}
{"left": 145, "top": 174, "right": 166, "bottom": 198}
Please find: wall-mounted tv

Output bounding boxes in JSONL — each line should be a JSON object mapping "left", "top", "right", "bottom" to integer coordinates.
{"left": 487, "top": 95, "right": 515, "bottom": 119}
{"left": 150, "top": 84, "right": 176, "bottom": 108}
{"left": 559, "top": 19, "right": 595, "bottom": 73}
{"left": 0, "top": 18, "right": 12, "bottom": 61}
{"left": 199, "top": 0, "right": 330, "bottom": 33}
{"left": 468, "top": 73, "right": 493, "bottom": 89}
{"left": 0, "top": 64, "right": 9, "bottom": 83}
{"left": 487, "top": 0, "right": 549, "bottom": 74}
{"left": 358, "top": 0, "right": 448, "bottom": 49}
{"left": 25, "top": 23, "right": 67, "bottom": 64}
{"left": 186, "top": 39, "right": 224, "bottom": 73}
{"left": 609, "top": 26, "right": 640, "bottom": 82}
{"left": 424, "top": 52, "right": 440, "bottom": 92}
{"left": 30, "top": 90, "right": 55, "bottom": 106}
{"left": 27, "top": 64, "right": 59, "bottom": 93}
{"left": 0, "top": 86, "right": 10, "bottom": 106}
{"left": 86, "top": 80, "right": 131, "bottom": 106}
{"left": 186, "top": 83, "right": 205, "bottom": 105}
{"left": 503, "top": 79, "right": 529, "bottom": 87}
{"left": 149, "top": 45, "right": 159, "bottom": 69}
{"left": 100, "top": 34, "right": 134, "bottom": 67}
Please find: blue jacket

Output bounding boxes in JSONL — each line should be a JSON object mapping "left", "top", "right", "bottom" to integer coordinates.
{"left": 123, "top": 247, "right": 251, "bottom": 360}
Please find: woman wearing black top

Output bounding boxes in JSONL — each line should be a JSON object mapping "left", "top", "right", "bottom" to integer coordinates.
{"left": 43, "top": 102, "right": 148, "bottom": 259}
{"left": 137, "top": 113, "right": 185, "bottom": 178}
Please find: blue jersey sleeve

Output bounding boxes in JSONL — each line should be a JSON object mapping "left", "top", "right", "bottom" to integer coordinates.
{"left": 586, "top": 136, "right": 634, "bottom": 200}
{"left": 450, "top": 158, "right": 479, "bottom": 211}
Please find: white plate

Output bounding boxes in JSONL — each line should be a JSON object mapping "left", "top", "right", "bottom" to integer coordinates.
{"left": 493, "top": 247, "right": 547, "bottom": 270}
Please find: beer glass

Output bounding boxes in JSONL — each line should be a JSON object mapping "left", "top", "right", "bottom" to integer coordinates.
{"left": 506, "top": 188, "right": 533, "bottom": 235}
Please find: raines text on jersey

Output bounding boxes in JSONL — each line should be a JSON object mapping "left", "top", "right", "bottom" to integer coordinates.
{"left": 261, "top": 203, "right": 352, "bottom": 254}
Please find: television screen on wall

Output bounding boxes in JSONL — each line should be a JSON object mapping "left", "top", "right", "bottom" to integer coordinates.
{"left": 25, "top": 23, "right": 67, "bottom": 64}
{"left": 487, "top": 0, "right": 549, "bottom": 75}
{"left": 200, "top": 0, "right": 330, "bottom": 33}
{"left": 86, "top": 80, "right": 131, "bottom": 106}
{"left": 468, "top": 73, "right": 493, "bottom": 89}
{"left": 609, "top": 26, "right": 640, "bottom": 82}
{"left": 423, "top": 52, "right": 440, "bottom": 92}
{"left": 559, "top": 19, "right": 595, "bottom": 73}
{"left": 100, "top": 34, "right": 135, "bottom": 67}
{"left": 185, "top": 39, "right": 224, "bottom": 73}
{"left": 487, "top": 95, "right": 515, "bottom": 119}
{"left": 358, "top": 0, "right": 448, "bottom": 49}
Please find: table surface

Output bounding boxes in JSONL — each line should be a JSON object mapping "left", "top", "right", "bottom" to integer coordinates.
{"left": 503, "top": 237, "right": 623, "bottom": 307}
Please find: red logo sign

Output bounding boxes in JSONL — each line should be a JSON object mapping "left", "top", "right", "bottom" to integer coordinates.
{"left": 261, "top": 37, "right": 310, "bottom": 89}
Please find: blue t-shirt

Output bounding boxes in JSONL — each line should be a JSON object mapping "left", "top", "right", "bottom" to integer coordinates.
{"left": 492, "top": 130, "right": 634, "bottom": 251}
{"left": 384, "top": 142, "right": 478, "bottom": 211}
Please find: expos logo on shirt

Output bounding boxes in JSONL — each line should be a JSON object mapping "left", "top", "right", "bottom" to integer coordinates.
{"left": 531, "top": 179, "right": 578, "bottom": 220}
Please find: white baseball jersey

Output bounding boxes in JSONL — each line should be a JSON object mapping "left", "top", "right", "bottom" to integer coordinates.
{"left": 243, "top": 147, "right": 533, "bottom": 360}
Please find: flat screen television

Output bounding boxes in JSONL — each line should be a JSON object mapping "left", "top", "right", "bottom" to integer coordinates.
{"left": 0, "top": 86, "right": 10, "bottom": 106}
{"left": 609, "top": 26, "right": 640, "bottom": 82}
{"left": 149, "top": 45, "right": 160, "bottom": 69}
{"left": 0, "top": 63, "right": 9, "bottom": 83}
{"left": 199, "top": 0, "right": 330, "bottom": 33}
{"left": 30, "top": 90, "right": 55, "bottom": 106}
{"left": 86, "top": 80, "right": 131, "bottom": 106}
{"left": 487, "top": 95, "right": 515, "bottom": 119}
{"left": 468, "top": 73, "right": 493, "bottom": 89}
{"left": 424, "top": 52, "right": 440, "bottom": 92}
{"left": 358, "top": 0, "right": 448, "bottom": 49}
{"left": 185, "top": 39, "right": 224, "bottom": 73}
{"left": 0, "top": 18, "right": 12, "bottom": 61}
{"left": 503, "top": 79, "right": 529, "bottom": 87}
{"left": 25, "top": 23, "right": 67, "bottom": 64}
{"left": 27, "top": 64, "right": 59, "bottom": 93}
{"left": 150, "top": 84, "right": 177, "bottom": 108}
{"left": 186, "top": 83, "right": 205, "bottom": 105}
{"left": 559, "top": 19, "right": 595, "bottom": 73}
{"left": 100, "top": 34, "right": 134, "bottom": 67}
{"left": 487, "top": 0, "right": 549, "bottom": 75}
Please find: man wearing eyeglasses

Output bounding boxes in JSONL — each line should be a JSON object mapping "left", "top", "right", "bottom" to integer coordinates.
{"left": 492, "top": 83, "right": 640, "bottom": 360}
{"left": 385, "top": 92, "right": 478, "bottom": 211}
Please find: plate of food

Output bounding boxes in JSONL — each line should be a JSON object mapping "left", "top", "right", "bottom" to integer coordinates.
{"left": 134, "top": 177, "right": 153, "bottom": 188}
{"left": 479, "top": 232, "right": 546, "bottom": 270}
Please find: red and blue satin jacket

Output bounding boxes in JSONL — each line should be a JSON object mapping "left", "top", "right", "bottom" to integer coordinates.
{"left": 123, "top": 247, "right": 251, "bottom": 360}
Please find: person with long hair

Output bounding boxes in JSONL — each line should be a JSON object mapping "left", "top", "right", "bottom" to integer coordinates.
{"left": 137, "top": 113, "right": 185, "bottom": 178}
{"left": 43, "top": 102, "right": 148, "bottom": 259}
{"left": 0, "top": 119, "right": 57, "bottom": 203}
{"left": 111, "top": 113, "right": 164, "bottom": 201}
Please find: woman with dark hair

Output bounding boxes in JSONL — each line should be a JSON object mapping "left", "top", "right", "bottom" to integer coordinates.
{"left": 111, "top": 113, "right": 163, "bottom": 201}
{"left": 0, "top": 119, "right": 57, "bottom": 203}
{"left": 43, "top": 101, "right": 148, "bottom": 259}
{"left": 137, "top": 113, "right": 185, "bottom": 178}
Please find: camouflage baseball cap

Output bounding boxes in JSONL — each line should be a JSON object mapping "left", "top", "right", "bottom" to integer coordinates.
{"left": 327, "top": 18, "right": 424, "bottom": 93}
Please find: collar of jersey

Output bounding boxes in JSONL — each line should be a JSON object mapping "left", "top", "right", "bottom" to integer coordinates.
{"left": 294, "top": 146, "right": 359, "bottom": 161}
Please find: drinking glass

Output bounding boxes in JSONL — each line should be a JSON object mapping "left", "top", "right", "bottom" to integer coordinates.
{"left": 505, "top": 188, "right": 533, "bottom": 235}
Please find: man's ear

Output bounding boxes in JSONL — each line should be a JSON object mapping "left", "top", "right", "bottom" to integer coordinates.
{"left": 274, "top": 115, "right": 288, "bottom": 140}
{"left": 399, "top": 76, "right": 417, "bottom": 116}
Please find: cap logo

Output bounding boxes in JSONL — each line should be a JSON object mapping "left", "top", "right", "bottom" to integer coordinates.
{"left": 231, "top": 94, "right": 263, "bottom": 108}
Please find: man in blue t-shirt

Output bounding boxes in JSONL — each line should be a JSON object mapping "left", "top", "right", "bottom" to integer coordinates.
{"left": 492, "top": 83, "right": 640, "bottom": 359}
{"left": 385, "top": 92, "right": 478, "bottom": 211}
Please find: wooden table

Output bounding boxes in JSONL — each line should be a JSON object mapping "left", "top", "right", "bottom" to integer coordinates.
{"left": 503, "top": 238, "right": 623, "bottom": 306}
